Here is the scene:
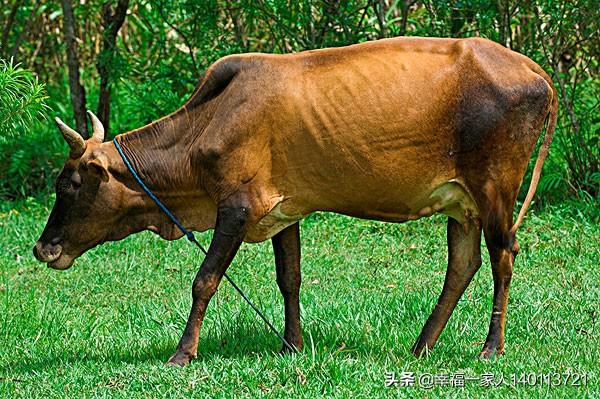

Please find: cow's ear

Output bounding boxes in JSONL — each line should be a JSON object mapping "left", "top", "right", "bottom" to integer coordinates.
{"left": 85, "top": 153, "right": 109, "bottom": 182}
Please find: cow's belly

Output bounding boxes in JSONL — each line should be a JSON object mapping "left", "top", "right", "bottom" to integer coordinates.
{"left": 337, "top": 179, "right": 480, "bottom": 223}
{"left": 245, "top": 202, "right": 305, "bottom": 243}
{"left": 244, "top": 179, "right": 479, "bottom": 242}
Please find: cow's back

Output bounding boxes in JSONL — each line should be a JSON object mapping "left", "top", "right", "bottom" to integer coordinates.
{"left": 195, "top": 37, "right": 553, "bottom": 241}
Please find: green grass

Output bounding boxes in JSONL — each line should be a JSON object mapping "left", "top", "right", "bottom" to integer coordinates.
{"left": 0, "top": 199, "right": 598, "bottom": 398}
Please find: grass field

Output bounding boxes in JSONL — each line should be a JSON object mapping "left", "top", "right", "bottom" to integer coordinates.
{"left": 0, "top": 198, "right": 598, "bottom": 398}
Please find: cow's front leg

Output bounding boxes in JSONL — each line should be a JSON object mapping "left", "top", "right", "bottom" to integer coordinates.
{"left": 167, "top": 205, "right": 250, "bottom": 366}
{"left": 272, "top": 222, "right": 303, "bottom": 353}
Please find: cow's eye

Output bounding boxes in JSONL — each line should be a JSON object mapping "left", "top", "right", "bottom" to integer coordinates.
{"left": 71, "top": 173, "right": 82, "bottom": 189}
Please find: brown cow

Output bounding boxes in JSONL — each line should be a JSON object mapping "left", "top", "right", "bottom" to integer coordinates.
{"left": 33, "top": 37, "right": 557, "bottom": 366}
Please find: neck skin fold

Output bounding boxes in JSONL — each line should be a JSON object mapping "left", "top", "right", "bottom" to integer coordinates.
{"left": 100, "top": 104, "right": 217, "bottom": 240}
{"left": 114, "top": 108, "right": 195, "bottom": 192}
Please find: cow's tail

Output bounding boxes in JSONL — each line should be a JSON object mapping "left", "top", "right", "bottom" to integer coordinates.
{"left": 510, "top": 73, "right": 558, "bottom": 235}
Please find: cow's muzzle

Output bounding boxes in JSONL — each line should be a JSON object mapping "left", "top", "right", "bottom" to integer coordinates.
{"left": 33, "top": 241, "right": 74, "bottom": 270}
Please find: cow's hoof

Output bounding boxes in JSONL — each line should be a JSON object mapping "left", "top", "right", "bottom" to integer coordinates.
{"left": 167, "top": 351, "right": 195, "bottom": 367}
{"left": 279, "top": 343, "right": 301, "bottom": 355}
{"left": 411, "top": 341, "right": 432, "bottom": 358}
{"left": 279, "top": 336, "right": 302, "bottom": 355}
{"left": 478, "top": 346, "right": 503, "bottom": 360}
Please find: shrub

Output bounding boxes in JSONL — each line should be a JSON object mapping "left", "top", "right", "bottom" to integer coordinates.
{"left": 0, "top": 59, "right": 48, "bottom": 137}
{"left": 0, "top": 60, "right": 57, "bottom": 201}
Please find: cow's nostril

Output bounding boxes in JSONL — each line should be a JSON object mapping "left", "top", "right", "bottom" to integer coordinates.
{"left": 33, "top": 241, "right": 62, "bottom": 263}
{"left": 50, "top": 237, "right": 62, "bottom": 245}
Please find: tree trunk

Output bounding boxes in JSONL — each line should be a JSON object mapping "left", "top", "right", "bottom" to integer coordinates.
{"left": 374, "top": 0, "right": 387, "bottom": 39}
{"left": 9, "top": 0, "right": 41, "bottom": 60}
{"left": 399, "top": 0, "right": 414, "bottom": 36}
{"left": 60, "top": 0, "right": 88, "bottom": 137}
{"left": 96, "top": 0, "right": 129, "bottom": 135}
{"left": 1, "top": 0, "right": 23, "bottom": 57}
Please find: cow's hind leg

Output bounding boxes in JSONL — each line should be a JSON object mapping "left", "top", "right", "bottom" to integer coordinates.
{"left": 272, "top": 222, "right": 303, "bottom": 353}
{"left": 479, "top": 207, "right": 519, "bottom": 359}
{"left": 167, "top": 204, "right": 251, "bottom": 366}
{"left": 413, "top": 217, "right": 482, "bottom": 356}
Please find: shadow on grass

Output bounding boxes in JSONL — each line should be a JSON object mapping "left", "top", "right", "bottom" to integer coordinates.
{"left": 0, "top": 341, "right": 173, "bottom": 376}
{"left": 0, "top": 321, "right": 429, "bottom": 376}
{"left": 0, "top": 331, "right": 279, "bottom": 376}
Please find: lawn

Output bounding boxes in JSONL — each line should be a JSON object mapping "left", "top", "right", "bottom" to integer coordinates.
{"left": 0, "top": 198, "right": 598, "bottom": 398}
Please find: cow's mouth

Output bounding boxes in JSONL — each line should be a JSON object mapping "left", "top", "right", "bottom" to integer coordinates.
{"left": 33, "top": 242, "right": 75, "bottom": 270}
{"left": 48, "top": 253, "right": 75, "bottom": 270}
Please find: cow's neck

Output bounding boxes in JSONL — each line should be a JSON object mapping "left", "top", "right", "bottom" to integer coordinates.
{"left": 102, "top": 106, "right": 217, "bottom": 239}
{"left": 114, "top": 108, "right": 197, "bottom": 193}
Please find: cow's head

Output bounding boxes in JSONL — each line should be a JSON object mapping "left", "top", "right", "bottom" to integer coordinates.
{"left": 33, "top": 111, "right": 126, "bottom": 270}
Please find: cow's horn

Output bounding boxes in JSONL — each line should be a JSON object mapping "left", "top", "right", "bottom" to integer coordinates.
{"left": 86, "top": 110, "right": 105, "bottom": 143}
{"left": 55, "top": 117, "right": 86, "bottom": 158}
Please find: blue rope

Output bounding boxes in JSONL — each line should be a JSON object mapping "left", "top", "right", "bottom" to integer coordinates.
{"left": 113, "top": 137, "right": 294, "bottom": 352}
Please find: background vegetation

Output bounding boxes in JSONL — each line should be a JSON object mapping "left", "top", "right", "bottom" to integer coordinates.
{"left": 0, "top": 0, "right": 598, "bottom": 205}
{"left": 0, "top": 1, "right": 598, "bottom": 397}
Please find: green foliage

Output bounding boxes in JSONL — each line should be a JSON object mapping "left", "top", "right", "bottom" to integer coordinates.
{"left": 0, "top": 118, "right": 66, "bottom": 201}
{"left": 0, "top": 60, "right": 54, "bottom": 201}
{"left": 0, "top": 59, "right": 48, "bottom": 137}
{"left": 0, "top": 0, "right": 598, "bottom": 205}
{"left": 0, "top": 79, "right": 66, "bottom": 201}
{"left": 531, "top": 0, "right": 599, "bottom": 200}
{"left": 117, "top": 64, "right": 196, "bottom": 129}
{"left": 551, "top": 76, "right": 599, "bottom": 198}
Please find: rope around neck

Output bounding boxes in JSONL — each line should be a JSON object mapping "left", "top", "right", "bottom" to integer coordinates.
{"left": 113, "top": 137, "right": 294, "bottom": 352}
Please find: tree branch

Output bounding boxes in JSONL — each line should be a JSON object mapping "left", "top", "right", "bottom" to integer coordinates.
{"left": 97, "top": 0, "right": 130, "bottom": 134}
{"left": 60, "top": 0, "right": 88, "bottom": 137}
